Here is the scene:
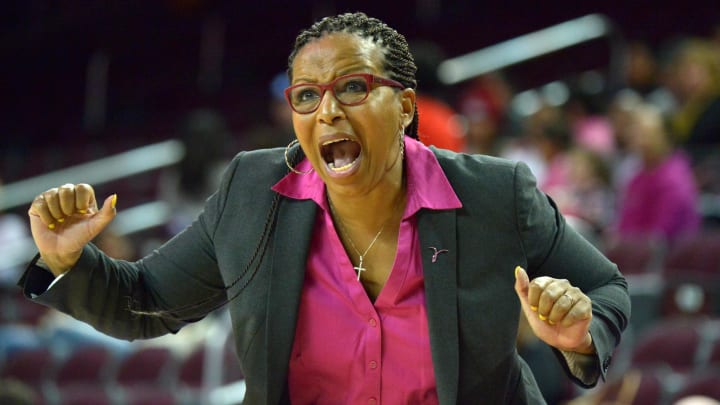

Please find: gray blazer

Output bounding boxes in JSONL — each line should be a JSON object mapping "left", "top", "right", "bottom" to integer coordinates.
{"left": 21, "top": 146, "right": 630, "bottom": 404}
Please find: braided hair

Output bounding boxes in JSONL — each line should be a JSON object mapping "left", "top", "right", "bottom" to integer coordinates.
{"left": 287, "top": 12, "right": 420, "bottom": 139}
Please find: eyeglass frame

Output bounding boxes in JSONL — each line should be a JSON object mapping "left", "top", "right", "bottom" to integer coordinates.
{"left": 283, "top": 73, "right": 405, "bottom": 114}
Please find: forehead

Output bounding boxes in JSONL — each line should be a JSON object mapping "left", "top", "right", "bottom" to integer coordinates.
{"left": 291, "top": 32, "right": 386, "bottom": 83}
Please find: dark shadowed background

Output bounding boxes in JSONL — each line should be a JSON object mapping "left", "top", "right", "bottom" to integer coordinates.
{"left": 2, "top": 0, "right": 718, "bottom": 160}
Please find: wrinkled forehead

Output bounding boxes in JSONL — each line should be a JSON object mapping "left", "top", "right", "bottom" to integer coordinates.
{"left": 290, "top": 32, "right": 387, "bottom": 82}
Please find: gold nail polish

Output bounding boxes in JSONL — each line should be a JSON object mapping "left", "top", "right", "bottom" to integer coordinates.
{"left": 111, "top": 194, "right": 118, "bottom": 209}
{"left": 57, "top": 218, "right": 65, "bottom": 223}
{"left": 530, "top": 305, "right": 538, "bottom": 312}
{"left": 549, "top": 319, "right": 556, "bottom": 325}
{"left": 48, "top": 223, "right": 56, "bottom": 230}
{"left": 78, "top": 209, "right": 87, "bottom": 214}
{"left": 538, "top": 314, "right": 547, "bottom": 321}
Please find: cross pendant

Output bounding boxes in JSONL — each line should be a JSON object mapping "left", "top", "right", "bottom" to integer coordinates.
{"left": 354, "top": 255, "right": 367, "bottom": 281}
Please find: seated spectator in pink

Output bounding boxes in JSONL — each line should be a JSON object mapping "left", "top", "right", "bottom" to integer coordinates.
{"left": 614, "top": 103, "right": 701, "bottom": 241}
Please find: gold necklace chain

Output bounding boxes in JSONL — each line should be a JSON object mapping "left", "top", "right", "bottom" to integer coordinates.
{"left": 328, "top": 199, "right": 386, "bottom": 281}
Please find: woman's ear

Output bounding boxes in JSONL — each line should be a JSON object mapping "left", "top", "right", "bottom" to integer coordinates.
{"left": 400, "top": 88, "right": 416, "bottom": 129}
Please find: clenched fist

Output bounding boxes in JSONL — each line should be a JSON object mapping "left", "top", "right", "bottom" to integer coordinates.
{"left": 28, "top": 183, "right": 117, "bottom": 276}
{"left": 514, "top": 266, "right": 595, "bottom": 354}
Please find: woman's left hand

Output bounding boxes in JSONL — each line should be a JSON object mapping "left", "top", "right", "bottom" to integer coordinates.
{"left": 514, "top": 266, "right": 595, "bottom": 354}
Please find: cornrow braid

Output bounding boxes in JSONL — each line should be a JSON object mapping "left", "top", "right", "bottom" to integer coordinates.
{"left": 287, "top": 12, "right": 420, "bottom": 139}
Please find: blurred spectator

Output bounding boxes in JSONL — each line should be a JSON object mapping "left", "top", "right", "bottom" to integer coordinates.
{"left": 457, "top": 73, "right": 514, "bottom": 156}
{"left": 662, "top": 38, "right": 720, "bottom": 195}
{"left": 0, "top": 177, "right": 42, "bottom": 364}
{"left": 620, "top": 41, "right": 676, "bottom": 114}
{"left": 520, "top": 105, "right": 616, "bottom": 243}
{"left": 527, "top": 105, "right": 574, "bottom": 198}
{"left": 607, "top": 90, "right": 644, "bottom": 195}
{"left": 624, "top": 41, "right": 660, "bottom": 97}
{"left": 0, "top": 178, "right": 31, "bottom": 286}
{"left": 613, "top": 103, "right": 701, "bottom": 242}
{"left": 238, "top": 72, "right": 295, "bottom": 150}
{"left": 158, "top": 108, "right": 234, "bottom": 235}
{"left": 499, "top": 103, "right": 557, "bottom": 188}
{"left": 665, "top": 38, "right": 720, "bottom": 149}
{"left": 564, "top": 87, "right": 615, "bottom": 157}
{"left": 410, "top": 40, "right": 466, "bottom": 152}
{"left": 564, "top": 148, "right": 616, "bottom": 244}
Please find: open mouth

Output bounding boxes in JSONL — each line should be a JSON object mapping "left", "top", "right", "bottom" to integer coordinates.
{"left": 321, "top": 138, "right": 361, "bottom": 173}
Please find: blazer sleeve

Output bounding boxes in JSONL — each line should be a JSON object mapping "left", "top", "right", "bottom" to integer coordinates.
{"left": 513, "top": 161, "right": 630, "bottom": 387}
{"left": 17, "top": 154, "right": 247, "bottom": 341}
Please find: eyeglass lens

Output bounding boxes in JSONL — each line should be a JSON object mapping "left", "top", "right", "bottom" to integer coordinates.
{"left": 289, "top": 75, "right": 370, "bottom": 113}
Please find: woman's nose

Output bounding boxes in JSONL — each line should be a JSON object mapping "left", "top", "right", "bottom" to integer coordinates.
{"left": 316, "top": 90, "right": 346, "bottom": 124}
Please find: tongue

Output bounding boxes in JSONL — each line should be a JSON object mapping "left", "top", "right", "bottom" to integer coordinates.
{"left": 330, "top": 141, "right": 360, "bottom": 168}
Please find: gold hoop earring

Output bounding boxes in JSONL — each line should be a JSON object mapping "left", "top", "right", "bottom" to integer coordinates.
{"left": 399, "top": 128, "right": 405, "bottom": 161}
{"left": 284, "top": 139, "right": 313, "bottom": 174}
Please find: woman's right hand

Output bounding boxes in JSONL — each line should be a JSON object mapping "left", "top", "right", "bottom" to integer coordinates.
{"left": 28, "top": 183, "right": 117, "bottom": 277}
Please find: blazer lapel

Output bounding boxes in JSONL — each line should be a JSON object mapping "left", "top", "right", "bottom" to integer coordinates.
{"left": 265, "top": 197, "right": 317, "bottom": 404}
{"left": 418, "top": 209, "right": 459, "bottom": 405}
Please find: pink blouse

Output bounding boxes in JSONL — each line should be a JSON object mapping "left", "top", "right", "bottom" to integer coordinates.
{"left": 272, "top": 137, "right": 461, "bottom": 404}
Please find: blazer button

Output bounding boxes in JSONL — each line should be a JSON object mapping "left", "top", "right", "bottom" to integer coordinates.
{"left": 602, "top": 357, "right": 611, "bottom": 372}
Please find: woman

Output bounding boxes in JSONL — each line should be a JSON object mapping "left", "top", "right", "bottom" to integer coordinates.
{"left": 614, "top": 102, "right": 700, "bottom": 242}
{"left": 20, "top": 13, "right": 629, "bottom": 404}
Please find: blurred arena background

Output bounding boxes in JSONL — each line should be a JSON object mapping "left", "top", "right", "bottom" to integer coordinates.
{"left": 1, "top": 1, "right": 720, "bottom": 404}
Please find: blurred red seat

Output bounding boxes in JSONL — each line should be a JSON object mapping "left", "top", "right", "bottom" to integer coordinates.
{"left": 177, "top": 346, "right": 205, "bottom": 389}
{"left": 54, "top": 346, "right": 113, "bottom": 387}
{"left": 658, "top": 231, "right": 720, "bottom": 318}
{"left": 1, "top": 288, "right": 50, "bottom": 326}
{"left": 592, "top": 368, "right": 665, "bottom": 405}
{"left": 178, "top": 337, "right": 244, "bottom": 390}
{"left": 114, "top": 346, "right": 174, "bottom": 387}
{"left": 630, "top": 318, "right": 704, "bottom": 373}
{"left": 0, "top": 347, "right": 54, "bottom": 388}
{"left": 663, "top": 231, "right": 720, "bottom": 276}
{"left": 603, "top": 236, "right": 664, "bottom": 275}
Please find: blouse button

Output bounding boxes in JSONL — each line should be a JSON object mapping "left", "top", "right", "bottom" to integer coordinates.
{"left": 369, "top": 360, "right": 378, "bottom": 369}
{"left": 368, "top": 318, "right": 377, "bottom": 327}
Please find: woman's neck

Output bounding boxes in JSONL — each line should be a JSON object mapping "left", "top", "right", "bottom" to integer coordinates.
{"left": 327, "top": 173, "right": 406, "bottom": 233}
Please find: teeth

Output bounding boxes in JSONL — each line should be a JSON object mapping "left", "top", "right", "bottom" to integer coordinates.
{"left": 322, "top": 138, "right": 350, "bottom": 146}
{"left": 328, "top": 161, "right": 354, "bottom": 171}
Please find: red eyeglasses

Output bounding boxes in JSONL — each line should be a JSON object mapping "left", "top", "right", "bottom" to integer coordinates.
{"left": 284, "top": 73, "right": 404, "bottom": 114}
